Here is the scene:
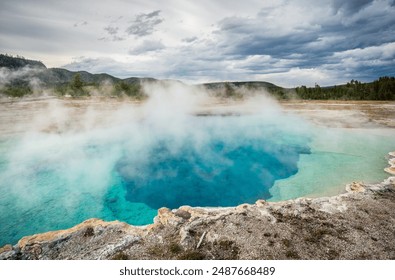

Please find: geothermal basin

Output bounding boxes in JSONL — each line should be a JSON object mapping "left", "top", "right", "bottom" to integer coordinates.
{"left": 0, "top": 93, "right": 394, "bottom": 247}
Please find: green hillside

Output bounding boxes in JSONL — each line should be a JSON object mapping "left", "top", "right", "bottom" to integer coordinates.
{"left": 1, "top": 54, "right": 394, "bottom": 100}
{"left": 0, "top": 54, "right": 46, "bottom": 69}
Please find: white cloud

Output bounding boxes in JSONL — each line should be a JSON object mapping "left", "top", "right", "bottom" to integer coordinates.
{"left": 333, "top": 42, "right": 395, "bottom": 61}
{"left": 1, "top": 0, "right": 394, "bottom": 85}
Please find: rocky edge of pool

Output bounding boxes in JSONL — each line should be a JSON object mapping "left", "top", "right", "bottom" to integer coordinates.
{"left": 0, "top": 152, "right": 394, "bottom": 260}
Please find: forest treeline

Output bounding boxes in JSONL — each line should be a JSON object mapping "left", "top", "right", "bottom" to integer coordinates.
{"left": 1, "top": 54, "right": 394, "bottom": 100}
{"left": 295, "top": 77, "right": 395, "bottom": 100}
{"left": 0, "top": 53, "right": 46, "bottom": 69}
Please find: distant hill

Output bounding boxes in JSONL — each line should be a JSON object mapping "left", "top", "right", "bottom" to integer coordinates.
{"left": 37, "top": 69, "right": 122, "bottom": 86}
{"left": 0, "top": 54, "right": 288, "bottom": 99}
{"left": 1, "top": 54, "right": 394, "bottom": 100}
{"left": 0, "top": 54, "right": 145, "bottom": 86}
{"left": 203, "top": 81, "right": 281, "bottom": 90}
{"left": 0, "top": 54, "right": 46, "bottom": 69}
{"left": 0, "top": 54, "right": 145, "bottom": 97}
{"left": 202, "top": 81, "right": 291, "bottom": 99}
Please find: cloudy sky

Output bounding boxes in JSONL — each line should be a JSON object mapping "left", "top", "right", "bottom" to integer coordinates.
{"left": 1, "top": 0, "right": 394, "bottom": 86}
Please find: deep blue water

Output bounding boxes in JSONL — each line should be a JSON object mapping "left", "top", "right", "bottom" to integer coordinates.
{"left": 0, "top": 115, "right": 311, "bottom": 246}
{"left": 118, "top": 138, "right": 309, "bottom": 209}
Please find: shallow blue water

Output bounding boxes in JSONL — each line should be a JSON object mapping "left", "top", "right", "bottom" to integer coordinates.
{"left": 1, "top": 113, "right": 393, "bottom": 247}
{"left": 0, "top": 115, "right": 311, "bottom": 246}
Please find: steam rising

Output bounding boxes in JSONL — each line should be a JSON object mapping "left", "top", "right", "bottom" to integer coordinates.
{"left": 0, "top": 82, "right": 394, "bottom": 247}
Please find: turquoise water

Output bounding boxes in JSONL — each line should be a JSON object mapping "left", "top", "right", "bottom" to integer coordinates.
{"left": 271, "top": 128, "right": 395, "bottom": 200}
{"left": 0, "top": 113, "right": 393, "bottom": 247}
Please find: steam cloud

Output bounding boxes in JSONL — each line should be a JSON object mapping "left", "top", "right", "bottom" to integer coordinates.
{"left": 0, "top": 80, "right": 394, "bottom": 247}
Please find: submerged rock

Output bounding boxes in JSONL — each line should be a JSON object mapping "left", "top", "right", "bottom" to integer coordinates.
{"left": 346, "top": 182, "right": 365, "bottom": 193}
{"left": 385, "top": 152, "right": 395, "bottom": 175}
{"left": 385, "top": 167, "right": 395, "bottom": 175}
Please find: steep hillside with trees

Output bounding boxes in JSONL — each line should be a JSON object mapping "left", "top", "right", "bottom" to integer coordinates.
{"left": 0, "top": 54, "right": 46, "bottom": 69}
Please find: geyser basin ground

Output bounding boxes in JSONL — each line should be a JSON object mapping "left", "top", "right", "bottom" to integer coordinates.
{"left": 0, "top": 98, "right": 394, "bottom": 247}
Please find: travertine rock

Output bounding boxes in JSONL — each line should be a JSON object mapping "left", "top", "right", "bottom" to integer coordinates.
{"left": 346, "top": 182, "right": 366, "bottom": 193}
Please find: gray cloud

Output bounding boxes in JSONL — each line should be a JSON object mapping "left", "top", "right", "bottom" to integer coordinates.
{"left": 182, "top": 36, "right": 198, "bottom": 43}
{"left": 126, "top": 10, "right": 163, "bottom": 37}
{"left": 0, "top": 13, "right": 64, "bottom": 40}
{"left": 73, "top": 21, "right": 88, "bottom": 27}
{"left": 59, "top": 0, "right": 395, "bottom": 86}
{"left": 332, "top": 0, "right": 373, "bottom": 14}
{"left": 129, "top": 40, "right": 165, "bottom": 55}
{"left": 102, "top": 25, "right": 125, "bottom": 41}
{"left": 3, "top": 0, "right": 393, "bottom": 87}
{"left": 104, "top": 26, "right": 119, "bottom": 35}
{"left": 217, "top": 2, "right": 395, "bottom": 57}
{"left": 63, "top": 57, "right": 129, "bottom": 77}
{"left": 207, "top": 0, "right": 395, "bottom": 85}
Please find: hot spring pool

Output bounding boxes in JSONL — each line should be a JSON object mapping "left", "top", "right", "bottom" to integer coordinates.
{"left": 0, "top": 111, "right": 393, "bottom": 247}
